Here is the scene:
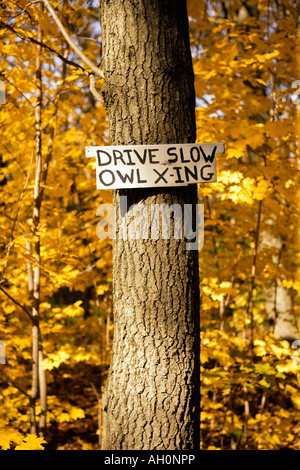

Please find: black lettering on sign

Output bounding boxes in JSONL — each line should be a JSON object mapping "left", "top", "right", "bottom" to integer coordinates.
{"left": 113, "top": 150, "right": 126, "bottom": 165}
{"left": 154, "top": 168, "right": 169, "bottom": 184}
{"left": 190, "top": 146, "right": 200, "bottom": 163}
{"left": 97, "top": 149, "right": 111, "bottom": 166}
{"left": 136, "top": 169, "right": 147, "bottom": 183}
{"left": 133, "top": 149, "right": 147, "bottom": 164}
{"left": 173, "top": 166, "right": 184, "bottom": 183}
{"left": 123, "top": 149, "right": 135, "bottom": 165}
{"left": 116, "top": 169, "right": 134, "bottom": 184}
{"left": 167, "top": 147, "right": 178, "bottom": 163}
{"left": 99, "top": 169, "right": 115, "bottom": 186}
{"left": 184, "top": 165, "right": 198, "bottom": 182}
{"left": 148, "top": 149, "right": 159, "bottom": 164}
{"left": 201, "top": 165, "right": 214, "bottom": 181}
{"left": 180, "top": 148, "right": 190, "bottom": 163}
{"left": 200, "top": 145, "right": 217, "bottom": 163}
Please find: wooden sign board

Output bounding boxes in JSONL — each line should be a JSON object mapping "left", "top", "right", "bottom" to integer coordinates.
{"left": 85, "top": 143, "right": 224, "bottom": 190}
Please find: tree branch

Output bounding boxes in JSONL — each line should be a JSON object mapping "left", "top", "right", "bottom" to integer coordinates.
{"left": 42, "top": 0, "right": 104, "bottom": 78}
{"left": 0, "top": 379, "right": 29, "bottom": 398}
{"left": 0, "top": 285, "right": 33, "bottom": 321}
{"left": 0, "top": 148, "right": 34, "bottom": 282}
{"left": 89, "top": 73, "right": 104, "bottom": 104}
{"left": 246, "top": 199, "right": 263, "bottom": 349}
{"left": 0, "top": 20, "right": 86, "bottom": 74}
{"left": 0, "top": 15, "right": 103, "bottom": 103}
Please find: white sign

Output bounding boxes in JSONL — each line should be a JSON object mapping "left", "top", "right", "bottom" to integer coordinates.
{"left": 85, "top": 143, "right": 224, "bottom": 189}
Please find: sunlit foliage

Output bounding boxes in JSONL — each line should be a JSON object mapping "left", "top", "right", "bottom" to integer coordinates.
{"left": 0, "top": 0, "right": 299, "bottom": 450}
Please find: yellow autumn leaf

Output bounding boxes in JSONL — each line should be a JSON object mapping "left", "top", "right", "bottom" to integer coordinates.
{"left": 96, "top": 284, "right": 110, "bottom": 296}
{"left": 70, "top": 408, "right": 85, "bottom": 420}
{"left": 0, "top": 429, "right": 16, "bottom": 450}
{"left": 56, "top": 407, "right": 85, "bottom": 423}
{"left": 42, "top": 350, "right": 70, "bottom": 370}
{"left": 15, "top": 435, "right": 46, "bottom": 451}
{"left": 255, "top": 78, "right": 267, "bottom": 86}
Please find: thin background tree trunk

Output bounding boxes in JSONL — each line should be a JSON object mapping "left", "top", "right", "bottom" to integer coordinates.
{"left": 100, "top": 0, "right": 200, "bottom": 450}
{"left": 29, "top": 19, "right": 43, "bottom": 435}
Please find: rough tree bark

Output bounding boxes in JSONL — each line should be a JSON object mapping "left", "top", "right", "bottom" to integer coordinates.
{"left": 100, "top": 0, "right": 200, "bottom": 450}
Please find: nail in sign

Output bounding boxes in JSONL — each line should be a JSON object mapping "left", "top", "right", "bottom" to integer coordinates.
{"left": 85, "top": 143, "right": 224, "bottom": 189}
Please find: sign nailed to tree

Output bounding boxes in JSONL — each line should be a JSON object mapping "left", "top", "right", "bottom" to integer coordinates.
{"left": 86, "top": 143, "right": 224, "bottom": 189}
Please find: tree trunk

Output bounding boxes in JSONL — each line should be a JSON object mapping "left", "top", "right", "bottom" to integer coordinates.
{"left": 30, "top": 20, "right": 43, "bottom": 435}
{"left": 262, "top": 232, "right": 299, "bottom": 342}
{"left": 100, "top": 0, "right": 200, "bottom": 450}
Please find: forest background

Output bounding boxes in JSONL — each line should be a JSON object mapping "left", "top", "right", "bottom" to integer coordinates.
{"left": 0, "top": 0, "right": 299, "bottom": 450}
